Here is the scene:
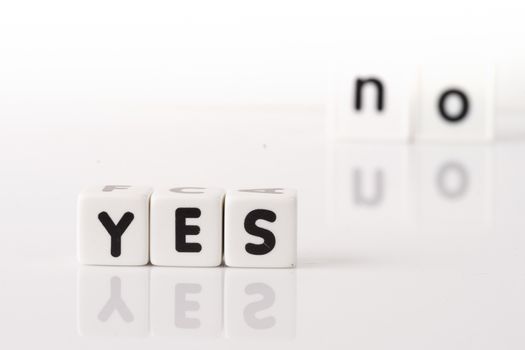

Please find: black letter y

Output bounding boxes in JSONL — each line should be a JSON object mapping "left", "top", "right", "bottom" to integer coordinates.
{"left": 98, "top": 212, "right": 135, "bottom": 257}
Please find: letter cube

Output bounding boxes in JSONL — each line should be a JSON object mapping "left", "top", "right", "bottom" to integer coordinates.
{"left": 150, "top": 187, "right": 224, "bottom": 267}
{"left": 330, "top": 64, "right": 416, "bottom": 141}
{"left": 224, "top": 188, "right": 297, "bottom": 268}
{"left": 415, "top": 63, "right": 494, "bottom": 141}
{"left": 77, "top": 185, "right": 152, "bottom": 265}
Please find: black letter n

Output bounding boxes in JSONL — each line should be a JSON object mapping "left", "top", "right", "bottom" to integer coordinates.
{"left": 355, "top": 78, "right": 384, "bottom": 112}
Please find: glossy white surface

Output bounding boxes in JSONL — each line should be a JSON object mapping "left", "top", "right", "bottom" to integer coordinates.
{"left": 1, "top": 106, "right": 525, "bottom": 349}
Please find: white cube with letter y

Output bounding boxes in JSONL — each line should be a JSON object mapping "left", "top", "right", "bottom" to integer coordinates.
{"left": 77, "top": 185, "right": 152, "bottom": 266}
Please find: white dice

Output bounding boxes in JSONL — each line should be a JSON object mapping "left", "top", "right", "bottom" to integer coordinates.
{"left": 224, "top": 188, "right": 297, "bottom": 268}
{"left": 150, "top": 187, "right": 224, "bottom": 267}
{"left": 77, "top": 185, "right": 152, "bottom": 266}
{"left": 78, "top": 186, "right": 297, "bottom": 268}
{"left": 415, "top": 63, "right": 494, "bottom": 141}
{"left": 330, "top": 63, "right": 496, "bottom": 141}
{"left": 331, "top": 65, "right": 416, "bottom": 141}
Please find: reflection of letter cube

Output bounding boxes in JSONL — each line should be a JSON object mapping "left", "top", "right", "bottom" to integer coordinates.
{"left": 415, "top": 145, "right": 493, "bottom": 233}
{"left": 416, "top": 63, "right": 494, "bottom": 141}
{"left": 77, "top": 186, "right": 152, "bottom": 266}
{"left": 331, "top": 65, "right": 416, "bottom": 141}
{"left": 77, "top": 266, "right": 149, "bottom": 337}
{"left": 150, "top": 187, "right": 224, "bottom": 267}
{"left": 225, "top": 269, "right": 296, "bottom": 339}
{"left": 150, "top": 268, "right": 223, "bottom": 338}
{"left": 224, "top": 189, "right": 297, "bottom": 268}
{"left": 329, "top": 144, "right": 414, "bottom": 232}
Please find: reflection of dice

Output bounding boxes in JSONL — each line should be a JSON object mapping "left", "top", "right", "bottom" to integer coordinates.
{"left": 150, "top": 267, "right": 223, "bottom": 338}
{"left": 415, "top": 145, "right": 493, "bottom": 233}
{"left": 77, "top": 266, "right": 150, "bottom": 336}
{"left": 329, "top": 144, "right": 414, "bottom": 232}
{"left": 77, "top": 185, "right": 152, "bottom": 266}
{"left": 225, "top": 269, "right": 296, "bottom": 339}
{"left": 150, "top": 187, "right": 224, "bottom": 267}
{"left": 224, "top": 188, "right": 297, "bottom": 268}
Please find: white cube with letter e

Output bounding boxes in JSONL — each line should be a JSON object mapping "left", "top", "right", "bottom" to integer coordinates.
{"left": 415, "top": 63, "right": 494, "bottom": 141}
{"left": 77, "top": 185, "right": 152, "bottom": 266}
{"left": 150, "top": 187, "right": 224, "bottom": 267}
{"left": 224, "top": 188, "right": 297, "bottom": 268}
{"left": 331, "top": 65, "right": 416, "bottom": 141}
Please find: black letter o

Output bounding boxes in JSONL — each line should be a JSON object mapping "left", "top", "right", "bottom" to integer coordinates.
{"left": 438, "top": 89, "right": 469, "bottom": 122}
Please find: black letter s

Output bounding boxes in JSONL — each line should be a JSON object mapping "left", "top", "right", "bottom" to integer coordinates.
{"left": 244, "top": 209, "right": 276, "bottom": 255}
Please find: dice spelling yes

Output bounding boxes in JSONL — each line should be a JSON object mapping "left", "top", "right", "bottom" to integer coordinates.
{"left": 77, "top": 186, "right": 297, "bottom": 268}
{"left": 77, "top": 185, "right": 152, "bottom": 266}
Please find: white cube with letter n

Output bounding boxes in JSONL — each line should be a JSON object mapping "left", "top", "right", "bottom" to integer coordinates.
{"left": 331, "top": 64, "right": 416, "bottom": 141}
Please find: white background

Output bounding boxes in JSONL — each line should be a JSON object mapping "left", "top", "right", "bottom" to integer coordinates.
{"left": 1, "top": 0, "right": 525, "bottom": 348}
